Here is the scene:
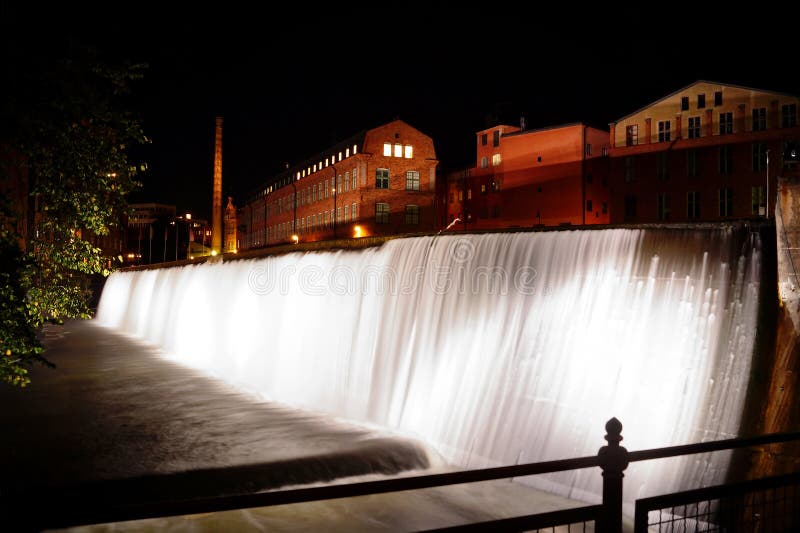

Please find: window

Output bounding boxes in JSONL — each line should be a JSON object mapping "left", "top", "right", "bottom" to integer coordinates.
{"left": 406, "top": 170, "right": 420, "bottom": 191}
{"left": 481, "top": 133, "right": 488, "bottom": 146}
{"left": 752, "top": 143, "right": 767, "bottom": 171}
{"left": 492, "top": 154, "right": 502, "bottom": 166}
{"left": 688, "top": 116, "right": 701, "bottom": 139}
{"left": 405, "top": 205, "right": 419, "bottom": 224}
{"left": 344, "top": 172, "right": 350, "bottom": 192}
{"left": 383, "top": 142, "right": 391, "bottom": 156}
{"left": 602, "top": 146, "right": 609, "bottom": 156}
{"left": 626, "top": 124, "right": 638, "bottom": 146}
{"left": 352, "top": 168, "right": 358, "bottom": 189}
{"left": 337, "top": 207, "right": 341, "bottom": 222}
{"left": 337, "top": 175, "right": 342, "bottom": 194}
{"left": 753, "top": 107, "right": 767, "bottom": 131}
{"left": 394, "top": 143, "right": 402, "bottom": 157}
{"left": 719, "top": 187, "right": 733, "bottom": 216}
{"left": 714, "top": 91, "right": 723, "bottom": 106}
{"left": 657, "top": 193, "right": 670, "bottom": 221}
{"left": 624, "top": 157, "right": 636, "bottom": 182}
{"left": 467, "top": 188, "right": 472, "bottom": 200}
{"left": 698, "top": 94, "right": 706, "bottom": 109}
{"left": 480, "top": 156, "right": 488, "bottom": 168}
{"left": 752, "top": 186, "right": 766, "bottom": 216}
{"left": 783, "top": 104, "right": 797, "bottom": 128}
{"left": 493, "top": 130, "right": 500, "bottom": 147}
{"left": 681, "top": 96, "right": 689, "bottom": 111}
{"left": 343, "top": 205, "right": 349, "bottom": 222}
{"left": 687, "top": 191, "right": 700, "bottom": 218}
{"left": 491, "top": 180, "right": 500, "bottom": 192}
{"left": 404, "top": 145, "right": 413, "bottom": 158}
{"left": 376, "top": 168, "right": 390, "bottom": 189}
{"left": 312, "top": 184, "right": 317, "bottom": 203}
{"left": 719, "top": 146, "right": 733, "bottom": 175}
{"left": 658, "top": 120, "right": 671, "bottom": 142}
{"left": 687, "top": 150, "right": 699, "bottom": 177}
{"left": 586, "top": 143, "right": 592, "bottom": 156}
{"left": 376, "top": 203, "right": 389, "bottom": 224}
{"left": 586, "top": 199, "right": 593, "bottom": 212}
{"left": 351, "top": 203, "right": 357, "bottom": 220}
{"left": 657, "top": 153, "right": 669, "bottom": 180}
{"left": 458, "top": 191, "right": 463, "bottom": 201}
{"left": 481, "top": 184, "right": 487, "bottom": 194}
{"left": 719, "top": 112, "right": 733, "bottom": 135}
{"left": 624, "top": 195, "right": 637, "bottom": 218}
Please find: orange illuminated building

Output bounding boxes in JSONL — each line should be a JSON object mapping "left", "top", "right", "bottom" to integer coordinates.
{"left": 445, "top": 122, "right": 610, "bottom": 230}
{"left": 608, "top": 81, "right": 800, "bottom": 223}
{"left": 238, "top": 119, "right": 438, "bottom": 249}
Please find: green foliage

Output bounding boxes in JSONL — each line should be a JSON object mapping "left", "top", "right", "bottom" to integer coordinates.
{"left": 1, "top": 43, "right": 148, "bottom": 386}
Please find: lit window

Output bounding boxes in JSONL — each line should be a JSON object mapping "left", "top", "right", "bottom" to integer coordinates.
{"left": 313, "top": 164, "right": 317, "bottom": 172}
{"left": 383, "top": 143, "right": 392, "bottom": 156}
{"left": 344, "top": 172, "right": 350, "bottom": 192}
{"left": 319, "top": 161, "right": 322, "bottom": 169}
{"left": 353, "top": 144, "right": 358, "bottom": 154}
{"left": 404, "top": 145, "right": 413, "bottom": 158}
{"left": 325, "top": 158, "right": 329, "bottom": 166}
{"left": 344, "top": 205, "right": 349, "bottom": 222}
{"left": 405, "top": 205, "right": 419, "bottom": 224}
{"left": 394, "top": 143, "right": 402, "bottom": 157}
{"left": 346, "top": 148, "right": 350, "bottom": 158}
{"left": 338, "top": 152, "right": 342, "bottom": 161}
{"left": 406, "top": 170, "right": 420, "bottom": 191}
{"left": 376, "top": 202, "right": 390, "bottom": 224}
{"left": 492, "top": 154, "right": 502, "bottom": 166}
{"left": 296, "top": 172, "right": 301, "bottom": 179}
{"left": 337, "top": 175, "right": 342, "bottom": 194}
{"left": 351, "top": 168, "right": 357, "bottom": 189}
{"left": 352, "top": 202, "right": 357, "bottom": 220}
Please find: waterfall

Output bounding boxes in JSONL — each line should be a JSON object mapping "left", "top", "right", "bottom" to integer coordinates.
{"left": 96, "top": 226, "right": 762, "bottom": 510}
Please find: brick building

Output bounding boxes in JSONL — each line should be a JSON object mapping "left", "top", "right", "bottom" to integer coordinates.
{"left": 238, "top": 119, "right": 438, "bottom": 249}
{"left": 608, "top": 81, "right": 800, "bottom": 223}
{"left": 445, "top": 122, "right": 610, "bottom": 230}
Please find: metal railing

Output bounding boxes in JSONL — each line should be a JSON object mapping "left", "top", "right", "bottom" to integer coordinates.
{"left": 2, "top": 419, "right": 799, "bottom": 532}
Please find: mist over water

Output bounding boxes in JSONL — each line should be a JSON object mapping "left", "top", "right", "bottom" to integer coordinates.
{"left": 96, "top": 227, "right": 762, "bottom": 509}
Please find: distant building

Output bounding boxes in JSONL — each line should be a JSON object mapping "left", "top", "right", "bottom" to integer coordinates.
{"left": 125, "top": 203, "right": 176, "bottom": 264}
{"left": 608, "top": 80, "right": 800, "bottom": 223}
{"left": 238, "top": 119, "right": 438, "bottom": 249}
{"left": 445, "top": 122, "right": 610, "bottom": 230}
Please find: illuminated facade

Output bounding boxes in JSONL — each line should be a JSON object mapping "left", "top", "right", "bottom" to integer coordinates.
{"left": 608, "top": 80, "right": 800, "bottom": 223}
{"left": 238, "top": 119, "right": 438, "bottom": 248}
{"left": 445, "top": 123, "right": 610, "bottom": 230}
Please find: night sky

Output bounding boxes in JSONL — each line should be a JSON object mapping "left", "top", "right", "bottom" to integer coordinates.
{"left": 5, "top": 4, "right": 798, "bottom": 220}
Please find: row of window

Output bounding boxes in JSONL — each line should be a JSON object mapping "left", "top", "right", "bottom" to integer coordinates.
{"left": 376, "top": 169, "right": 421, "bottom": 191}
{"left": 623, "top": 143, "right": 771, "bottom": 182}
{"left": 479, "top": 130, "right": 502, "bottom": 147}
{"left": 267, "top": 202, "right": 361, "bottom": 240}
{"left": 624, "top": 187, "right": 766, "bottom": 220}
{"left": 680, "top": 91, "right": 724, "bottom": 111}
{"left": 375, "top": 203, "right": 420, "bottom": 225}
{"left": 625, "top": 104, "right": 797, "bottom": 146}
{"left": 479, "top": 154, "right": 503, "bottom": 168}
{"left": 382, "top": 143, "right": 414, "bottom": 159}
{"left": 448, "top": 180, "right": 501, "bottom": 203}
{"left": 296, "top": 145, "right": 358, "bottom": 180}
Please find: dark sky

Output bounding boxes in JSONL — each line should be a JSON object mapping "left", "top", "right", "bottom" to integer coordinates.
{"left": 5, "top": 4, "right": 798, "bottom": 220}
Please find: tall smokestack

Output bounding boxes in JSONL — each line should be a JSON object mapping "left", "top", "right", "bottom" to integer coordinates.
{"left": 212, "top": 117, "right": 223, "bottom": 255}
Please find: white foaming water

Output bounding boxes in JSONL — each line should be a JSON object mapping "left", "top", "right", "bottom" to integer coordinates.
{"left": 96, "top": 227, "right": 762, "bottom": 511}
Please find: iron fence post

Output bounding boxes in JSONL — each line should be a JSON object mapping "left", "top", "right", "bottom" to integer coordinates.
{"left": 598, "top": 417, "right": 629, "bottom": 533}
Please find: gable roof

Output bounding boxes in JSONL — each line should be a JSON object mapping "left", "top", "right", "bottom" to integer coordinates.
{"left": 610, "top": 80, "right": 799, "bottom": 125}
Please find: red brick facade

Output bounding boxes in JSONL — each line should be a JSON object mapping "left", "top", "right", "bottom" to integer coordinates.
{"left": 444, "top": 123, "right": 610, "bottom": 230}
{"left": 238, "top": 119, "right": 438, "bottom": 249}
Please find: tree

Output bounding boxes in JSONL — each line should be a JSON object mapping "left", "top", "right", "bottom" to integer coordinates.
{"left": 0, "top": 40, "right": 148, "bottom": 386}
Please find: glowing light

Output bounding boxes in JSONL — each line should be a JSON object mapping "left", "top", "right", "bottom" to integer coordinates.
{"left": 210, "top": 250, "right": 218, "bottom": 256}
{"left": 353, "top": 225, "right": 364, "bottom": 238}
{"left": 96, "top": 229, "right": 761, "bottom": 515}
{"left": 291, "top": 234, "right": 299, "bottom": 244}
{"left": 189, "top": 255, "right": 194, "bottom": 260}
{"left": 186, "top": 213, "right": 192, "bottom": 220}
{"left": 126, "top": 253, "right": 135, "bottom": 259}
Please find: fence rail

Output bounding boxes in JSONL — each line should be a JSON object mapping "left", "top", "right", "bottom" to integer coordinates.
{"left": 2, "top": 419, "right": 799, "bottom": 532}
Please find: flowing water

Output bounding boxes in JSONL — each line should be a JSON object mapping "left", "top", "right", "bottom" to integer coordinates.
{"left": 96, "top": 226, "right": 763, "bottom": 512}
